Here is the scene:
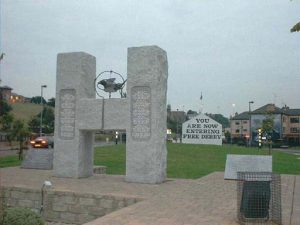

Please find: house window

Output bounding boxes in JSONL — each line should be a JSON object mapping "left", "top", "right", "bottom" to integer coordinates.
{"left": 235, "top": 122, "right": 240, "bottom": 125}
{"left": 243, "top": 129, "right": 247, "bottom": 132}
{"left": 290, "top": 118, "right": 299, "bottom": 123}
{"left": 236, "top": 129, "right": 240, "bottom": 133}
{"left": 243, "top": 121, "right": 248, "bottom": 124}
{"left": 290, "top": 127, "right": 300, "bottom": 133}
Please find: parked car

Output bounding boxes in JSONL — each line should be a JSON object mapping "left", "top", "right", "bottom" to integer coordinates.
{"left": 30, "top": 136, "right": 54, "bottom": 148}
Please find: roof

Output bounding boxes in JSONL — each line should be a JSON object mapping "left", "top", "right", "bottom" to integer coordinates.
{"left": 283, "top": 108, "right": 300, "bottom": 116}
{"left": 183, "top": 113, "right": 221, "bottom": 126}
{"left": 0, "top": 85, "right": 12, "bottom": 90}
{"left": 168, "top": 111, "right": 186, "bottom": 123}
{"left": 11, "top": 92, "right": 24, "bottom": 97}
{"left": 231, "top": 111, "right": 250, "bottom": 120}
{"left": 251, "top": 104, "right": 283, "bottom": 114}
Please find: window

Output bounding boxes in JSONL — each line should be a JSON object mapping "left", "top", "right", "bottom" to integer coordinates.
{"left": 243, "top": 129, "right": 247, "bottom": 132}
{"left": 243, "top": 120, "right": 248, "bottom": 124}
{"left": 290, "top": 118, "right": 299, "bottom": 123}
{"left": 290, "top": 127, "right": 300, "bottom": 133}
{"left": 236, "top": 129, "right": 240, "bottom": 133}
{"left": 235, "top": 122, "right": 240, "bottom": 125}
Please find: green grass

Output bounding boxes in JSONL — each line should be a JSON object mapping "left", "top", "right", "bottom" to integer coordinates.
{"left": 11, "top": 103, "right": 43, "bottom": 123}
{"left": 94, "top": 143, "right": 300, "bottom": 179}
{"left": 0, "top": 155, "right": 22, "bottom": 168}
{"left": 1, "top": 144, "right": 299, "bottom": 179}
{"left": 94, "top": 144, "right": 126, "bottom": 175}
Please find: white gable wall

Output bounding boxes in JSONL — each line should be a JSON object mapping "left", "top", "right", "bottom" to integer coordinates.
{"left": 182, "top": 114, "right": 222, "bottom": 145}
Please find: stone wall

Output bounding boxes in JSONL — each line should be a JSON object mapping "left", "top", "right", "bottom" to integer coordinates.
{"left": 1, "top": 187, "right": 140, "bottom": 224}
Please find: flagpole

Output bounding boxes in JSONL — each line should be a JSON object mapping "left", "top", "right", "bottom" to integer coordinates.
{"left": 0, "top": 53, "right": 5, "bottom": 84}
{"left": 199, "top": 92, "right": 203, "bottom": 114}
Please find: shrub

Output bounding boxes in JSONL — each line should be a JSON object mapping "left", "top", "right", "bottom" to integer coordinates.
{"left": 2, "top": 207, "right": 44, "bottom": 225}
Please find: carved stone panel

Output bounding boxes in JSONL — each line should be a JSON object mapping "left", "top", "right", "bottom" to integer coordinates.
{"left": 131, "top": 86, "right": 151, "bottom": 141}
{"left": 59, "top": 89, "right": 76, "bottom": 140}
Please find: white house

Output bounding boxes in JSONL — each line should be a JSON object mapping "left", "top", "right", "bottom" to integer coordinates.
{"left": 182, "top": 114, "right": 222, "bottom": 145}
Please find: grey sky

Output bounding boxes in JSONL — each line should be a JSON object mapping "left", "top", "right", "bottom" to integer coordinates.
{"left": 1, "top": 0, "right": 299, "bottom": 117}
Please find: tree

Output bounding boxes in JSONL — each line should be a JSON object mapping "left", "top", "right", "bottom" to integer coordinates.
{"left": 206, "top": 113, "right": 230, "bottom": 128}
{"left": 262, "top": 113, "right": 274, "bottom": 155}
{"left": 0, "top": 99, "right": 12, "bottom": 116}
{"left": 167, "top": 104, "right": 171, "bottom": 113}
{"left": 47, "top": 97, "right": 55, "bottom": 107}
{"left": 27, "top": 116, "right": 40, "bottom": 134}
{"left": 30, "top": 96, "right": 46, "bottom": 105}
{"left": 187, "top": 109, "right": 197, "bottom": 115}
{"left": 9, "top": 119, "right": 29, "bottom": 160}
{"left": 41, "top": 107, "right": 55, "bottom": 133}
{"left": 28, "top": 106, "right": 55, "bottom": 134}
{"left": 291, "top": 22, "right": 300, "bottom": 32}
{"left": 0, "top": 113, "right": 14, "bottom": 131}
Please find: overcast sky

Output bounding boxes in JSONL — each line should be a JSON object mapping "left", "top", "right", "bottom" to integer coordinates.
{"left": 1, "top": 0, "right": 299, "bottom": 117}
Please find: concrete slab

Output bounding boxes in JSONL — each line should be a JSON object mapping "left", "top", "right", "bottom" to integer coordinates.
{"left": 0, "top": 167, "right": 298, "bottom": 225}
{"left": 224, "top": 154, "right": 272, "bottom": 180}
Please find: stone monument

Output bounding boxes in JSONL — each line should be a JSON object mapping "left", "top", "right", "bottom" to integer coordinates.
{"left": 53, "top": 46, "right": 168, "bottom": 184}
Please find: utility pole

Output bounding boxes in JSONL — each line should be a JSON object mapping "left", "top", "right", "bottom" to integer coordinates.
{"left": 39, "top": 85, "right": 47, "bottom": 136}
{"left": 249, "top": 101, "right": 254, "bottom": 146}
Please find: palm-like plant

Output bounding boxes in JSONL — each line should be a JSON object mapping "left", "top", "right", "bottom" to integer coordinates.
{"left": 10, "top": 120, "right": 29, "bottom": 160}
{"left": 291, "top": 22, "right": 300, "bottom": 32}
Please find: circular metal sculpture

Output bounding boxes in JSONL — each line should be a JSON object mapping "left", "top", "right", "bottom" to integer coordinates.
{"left": 95, "top": 70, "right": 127, "bottom": 98}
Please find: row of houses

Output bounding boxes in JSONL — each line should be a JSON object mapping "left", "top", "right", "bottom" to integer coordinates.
{"left": 0, "top": 85, "right": 29, "bottom": 103}
{"left": 231, "top": 104, "right": 300, "bottom": 146}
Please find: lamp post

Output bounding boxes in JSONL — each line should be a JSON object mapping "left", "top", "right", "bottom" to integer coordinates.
{"left": 231, "top": 103, "right": 235, "bottom": 145}
{"left": 248, "top": 101, "right": 254, "bottom": 146}
{"left": 176, "top": 109, "right": 179, "bottom": 142}
{"left": 39, "top": 85, "right": 47, "bottom": 137}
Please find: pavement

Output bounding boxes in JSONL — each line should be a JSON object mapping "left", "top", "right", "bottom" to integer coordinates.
{"left": 272, "top": 148, "right": 300, "bottom": 156}
{"left": 0, "top": 167, "right": 299, "bottom": 225}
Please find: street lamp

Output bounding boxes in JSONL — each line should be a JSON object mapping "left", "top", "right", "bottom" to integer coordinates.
{"left": 248, "top": 101, "right": 254, "bottom": 112}
{"left": 231, "top": 103, "right": 235, "bottom": 145}
{"left": 39, "top": 85, "right": 47, "bottom": 136}
{"left": 248, "top": 101, "right": 254, "bottom": 146}
{"left": 176, "top": 109, "right": 179, "bottom": 142}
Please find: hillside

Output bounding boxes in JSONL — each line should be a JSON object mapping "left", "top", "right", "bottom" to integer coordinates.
{"left": 11, "top": 103, "right": 43, "bottom": 123}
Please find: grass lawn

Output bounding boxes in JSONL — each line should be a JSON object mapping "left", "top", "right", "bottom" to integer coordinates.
{"left": 0, "top": 155, "right": 22, "bottom": 168}
{"left": 94, "top": 143, "right": 300, "bottom": 179}
{"left": 11, "top": 103, "right": 43, "bottom": 123}
{"left": 1, "top": 143, "right": 299, "bottom": 179}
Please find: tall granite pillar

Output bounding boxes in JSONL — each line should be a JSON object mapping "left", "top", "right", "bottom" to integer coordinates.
{"left": 126, "top": 46, "right": 168, "bottom": 184}
{"left": 53, "top": 52, "right": 96, "bottom": 178}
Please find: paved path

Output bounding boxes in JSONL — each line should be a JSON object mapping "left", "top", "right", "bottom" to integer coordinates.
{"left": 84, "top": 174, "right": 300, "bottom": 225}
{"left": 0, "top": 167, "right": 299, "bottom": 225}
{"left": 272, "top": 148, "right": 300, "bottom": 156}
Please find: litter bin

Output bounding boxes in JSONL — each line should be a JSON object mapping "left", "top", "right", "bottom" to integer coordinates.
{"left": 240, "top": 181, "right": 271, "bottom": 220}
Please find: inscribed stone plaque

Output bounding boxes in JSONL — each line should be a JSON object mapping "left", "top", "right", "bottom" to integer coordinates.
{"left": 21, "top": 149, "right": 54, "bottom": 170}
{"left": 224, "top": 154, "right": 272, "bottom": 180}
{"left": 59, "top": 89, "right": 76, "bottom": 140}
{"left": 131, "top": 86, "right": 151, "bottom": 141}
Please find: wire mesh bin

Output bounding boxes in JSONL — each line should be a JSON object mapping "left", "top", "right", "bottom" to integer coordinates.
{"left": 237, "top": 172, "right": 281, "bottom": 225}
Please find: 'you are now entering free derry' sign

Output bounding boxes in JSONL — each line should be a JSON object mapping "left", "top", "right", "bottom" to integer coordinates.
{"left": 182, "top": 114, "right": 222, "bottom": 145}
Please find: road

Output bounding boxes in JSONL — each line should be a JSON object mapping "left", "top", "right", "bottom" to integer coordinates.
{"left": 0, "top": 141, "right": 116, "bottom": 158}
